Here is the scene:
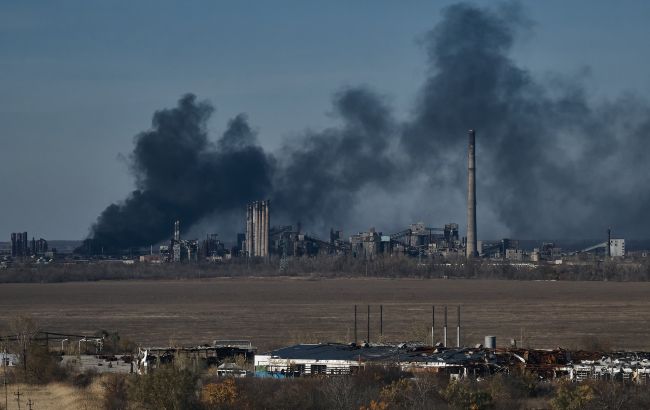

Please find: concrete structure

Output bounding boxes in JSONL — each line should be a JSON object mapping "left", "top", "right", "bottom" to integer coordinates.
{"left": 10, "top": 232, "right": 28, "bottom": 258}
{"left": 256, "top": 343, "right": 650, "bottom": 383}
{"left": 610, "top": 239, "right": 625, "bottom": 257}
{"left": 245, "top": 200, "right": 270, "bottom": 258}
{"left": 579, "top": 239, "right": 625, "bottom": 258}
{"left": 466, "top": 130, "right": 478, "bottom": 258}
{"left": 163, "top": 220, "right": 198, "bottom": 262}
{"left": 350, "top": 228, "right": 383, "bottom": 258}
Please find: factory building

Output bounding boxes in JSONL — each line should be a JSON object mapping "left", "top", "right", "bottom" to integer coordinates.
{"left": 10, "top": 232, "right": 48, "bottom": 258}
{"left": 245, "top": 200, "right": 270, "bottom": 258}
{"left": 350, "top": 228, "right": 385, "bottom": 258}
{"left": 201, "top": 234, "right": 228, "bottom": 261}
{"left": 160, "top": 220, "right": 198, "bottom": 262}
{"left": 609, "top": 239, "right": 625, "bottom": 257}
{"left": 10, "top": 232, "right": 28, "bottom": 258}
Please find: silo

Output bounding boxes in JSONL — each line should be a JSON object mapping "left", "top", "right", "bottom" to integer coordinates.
{"left": 484, "top": 336, "right": 496, "bottom": 349}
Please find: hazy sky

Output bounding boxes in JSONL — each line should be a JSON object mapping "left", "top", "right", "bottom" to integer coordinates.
{"left": 2, "top": 0, "right": 650, "bottom": 240}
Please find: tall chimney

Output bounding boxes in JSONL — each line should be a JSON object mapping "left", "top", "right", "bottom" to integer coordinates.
{"left": 466, "top": 129, "right": 478, "bottom": 258}
{"left": 174, "top": 220, "right": 180, "bottom": 242}
{"left": 607, "top": 227, "right": 611, "bottom": 258}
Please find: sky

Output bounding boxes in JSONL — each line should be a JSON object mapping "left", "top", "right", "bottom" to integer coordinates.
{"left": 2, "top": 0, "right": 650, "bottom": 241}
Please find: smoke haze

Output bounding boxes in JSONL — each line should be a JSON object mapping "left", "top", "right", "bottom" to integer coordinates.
{"left": 84, "top": 2, "right": 650, "bottom": 250}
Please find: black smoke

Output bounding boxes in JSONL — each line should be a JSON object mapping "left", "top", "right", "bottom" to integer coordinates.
{"left": 402, "top": 2, "right": 650, "bottom": 239}
{"left": 271, "top": 87, "right": 398, "bottom": 231}
{"left": 82, "top": 95, "right": 272, "bottom": 252}
{"left": 83, "top": 2, "right": 650, "bottom": 251}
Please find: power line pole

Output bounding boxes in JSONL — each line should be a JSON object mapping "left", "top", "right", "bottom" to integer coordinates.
{"left": 3, "top": 346, "right": 8, "bottom": 410}
{"left": 14, "top": 387, "right": 23, "bottom": 410}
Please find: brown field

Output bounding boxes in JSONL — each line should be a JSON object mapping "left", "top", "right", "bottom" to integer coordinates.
{"left": 1, "top": 277, "right": 650, "bottom": 352}
{"left": 2, "top": 382, "right": 102, "bottom": 410}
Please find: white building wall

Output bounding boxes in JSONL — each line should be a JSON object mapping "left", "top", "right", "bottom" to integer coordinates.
{"left": 610, "top": 239, "right": 625, "bottom": 257}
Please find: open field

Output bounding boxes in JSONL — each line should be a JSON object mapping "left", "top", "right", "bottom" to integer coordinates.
{"left": 2, "top": 278, "right": 650, "bottom": 352}
{"left": 1, "top": 382, "right": 102, "bottom": 410}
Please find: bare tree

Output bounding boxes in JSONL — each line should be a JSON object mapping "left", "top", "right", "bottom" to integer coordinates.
{"left": 9, "top": 316, "right": 40, "bottom": 374}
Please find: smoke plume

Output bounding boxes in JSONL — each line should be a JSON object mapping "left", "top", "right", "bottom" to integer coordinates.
{"left": 403, "top": 2, "right": 650, "bottom": 239}
{"left": 84, "top": 2, "right": 650, "bottom": 251}
{"left": 84, "top": 95, "right": 272, "bottom": 252}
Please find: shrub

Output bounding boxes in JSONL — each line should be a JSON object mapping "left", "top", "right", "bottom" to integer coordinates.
{"left": 128, "top": 366, "right": 198, "bottom": 410}
{"left": 101, "top": 374, "right": 129, "bottom": 410}
{"left": 551, "top": 381, "right": 593, "bottom": 410}
{"left": 201, "top": 379, "right": 238, "bottom": 409}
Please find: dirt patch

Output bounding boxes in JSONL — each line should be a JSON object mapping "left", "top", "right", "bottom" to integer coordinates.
{"left": 1, "top": 278, "right": 649, "bottom": 351}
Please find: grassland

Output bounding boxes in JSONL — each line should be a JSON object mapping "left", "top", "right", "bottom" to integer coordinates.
{"left": 1, "top": 382, "right": 103, "bottom": 410}
{"left": 1, "top": 277, "right": 650, "bottom": 352}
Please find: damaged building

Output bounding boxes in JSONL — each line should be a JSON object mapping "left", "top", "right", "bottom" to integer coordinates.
{"left": 160, "top": 220, "right": 199, "bottom": 262}
{"left": 255, "top": 343, "right": 650, "bottom": 384}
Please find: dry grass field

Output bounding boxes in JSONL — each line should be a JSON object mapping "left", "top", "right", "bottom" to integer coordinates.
{"left": 1, "top": 277, "right": 650, "bottom": 352}
{"left": 1, "top": 382, "right": 103, "bottom": 410}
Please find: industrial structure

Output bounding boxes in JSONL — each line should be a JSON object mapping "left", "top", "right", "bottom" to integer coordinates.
{"left": 245, "top": 200, "right": 270, "bottom": 258}
{"left": 466, "top": 129, "right": 478, "bottom": 258}
{"left": 255, "top": 343, "right": 650, "bottom": 383}
{"left": 10, "top": 232, "right": 48, "bottom": 258}
{"left": 159, "top": 220, "right": 198, "bottom": 262}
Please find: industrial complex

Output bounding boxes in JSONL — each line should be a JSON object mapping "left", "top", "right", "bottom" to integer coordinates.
{"left": 0, "top": 130, "right": 634, "bottom": 268}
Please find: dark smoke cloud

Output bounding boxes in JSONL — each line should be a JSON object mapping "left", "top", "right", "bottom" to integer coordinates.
{"left": 84, "top": 94, "right": 272, "bottom": 252}
{"left": 271, "top": 87, "right": 398, "bottom": 231}
{"left": 85, "top": 2, "right": 650, "bottom": 251}
{"left": 403, "top": 2, "right": 650, "bottom": 239}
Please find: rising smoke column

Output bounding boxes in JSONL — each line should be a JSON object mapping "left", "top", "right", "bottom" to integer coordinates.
{"left": 271, "top": 87, "right": 399, "bottom": 231}
{"left": 403, "top": 2, "right": 650, "bottom": 239}
{"left": 84, "top": 2, "right": 650, "bottom": 250}
{"left": 83, "top": 94, "right": 272, "bottom": 252}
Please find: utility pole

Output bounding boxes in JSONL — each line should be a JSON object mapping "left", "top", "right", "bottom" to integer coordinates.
{"left": 457, "top": 305, "right": 461, "bottom": 348}
{"left": 27, "top": 399, "right": 34, "bottom": 410}
{"left": 367, "top": 305, "right": 370, "bottom": 344}
{"left": 431, "top": 305, "right": 435, "bottom": 347}
{"left": 380, "top": 305, "right": 383, "bottom": 339}
{"left": 4, "top": 346, "right": 8, "bottom": 410}
{"left": 14, "top": 387, "right": 22, "bottom": 410}
{"left": 443, "top": 305, "right": 448, "bottom": 348}
{"left": 354, "top": 305, "right": 357, "bottom": 344}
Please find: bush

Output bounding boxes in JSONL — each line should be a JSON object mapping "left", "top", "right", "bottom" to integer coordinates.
{"left": 71, "top": 369, "right": 97, "bottom": 388}
{"left": 201, "top": 379, "right": 238, "bottom": 409}
{"left": 102, "top": 374, "right": 129, "bottom": 410}
{"left": 551, "top": 381, "right": 594, "bottom": 410}
{"left": 19, "top": 345, "right": 68, "bottom": 384}
{"left": 128, "top": 366, "right": 198, "bottom": 410}
{"left": 442, "top": 380, "right": 494, "bottom": 410}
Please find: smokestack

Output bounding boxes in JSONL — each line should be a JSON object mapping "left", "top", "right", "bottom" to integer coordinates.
{"left": 607, "top": 227, "right": 611, "bottom": 258}
{"left": 443, "top": 305, "right": 448, "bottom": 347}
{"left": 174, "top": 220, "right": 180, "bottom": 242}
{"left": 466, "top": 130, "right": 478, "bottom": 258}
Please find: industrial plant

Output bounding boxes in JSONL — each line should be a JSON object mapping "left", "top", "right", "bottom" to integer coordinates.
{"left": 0, "top": 129, "right": 635, "bottom": 270}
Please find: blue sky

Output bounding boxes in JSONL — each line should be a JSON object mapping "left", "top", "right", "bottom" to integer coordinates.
{"left": 2, "top": 1, "right": 650, "bottom": 239}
